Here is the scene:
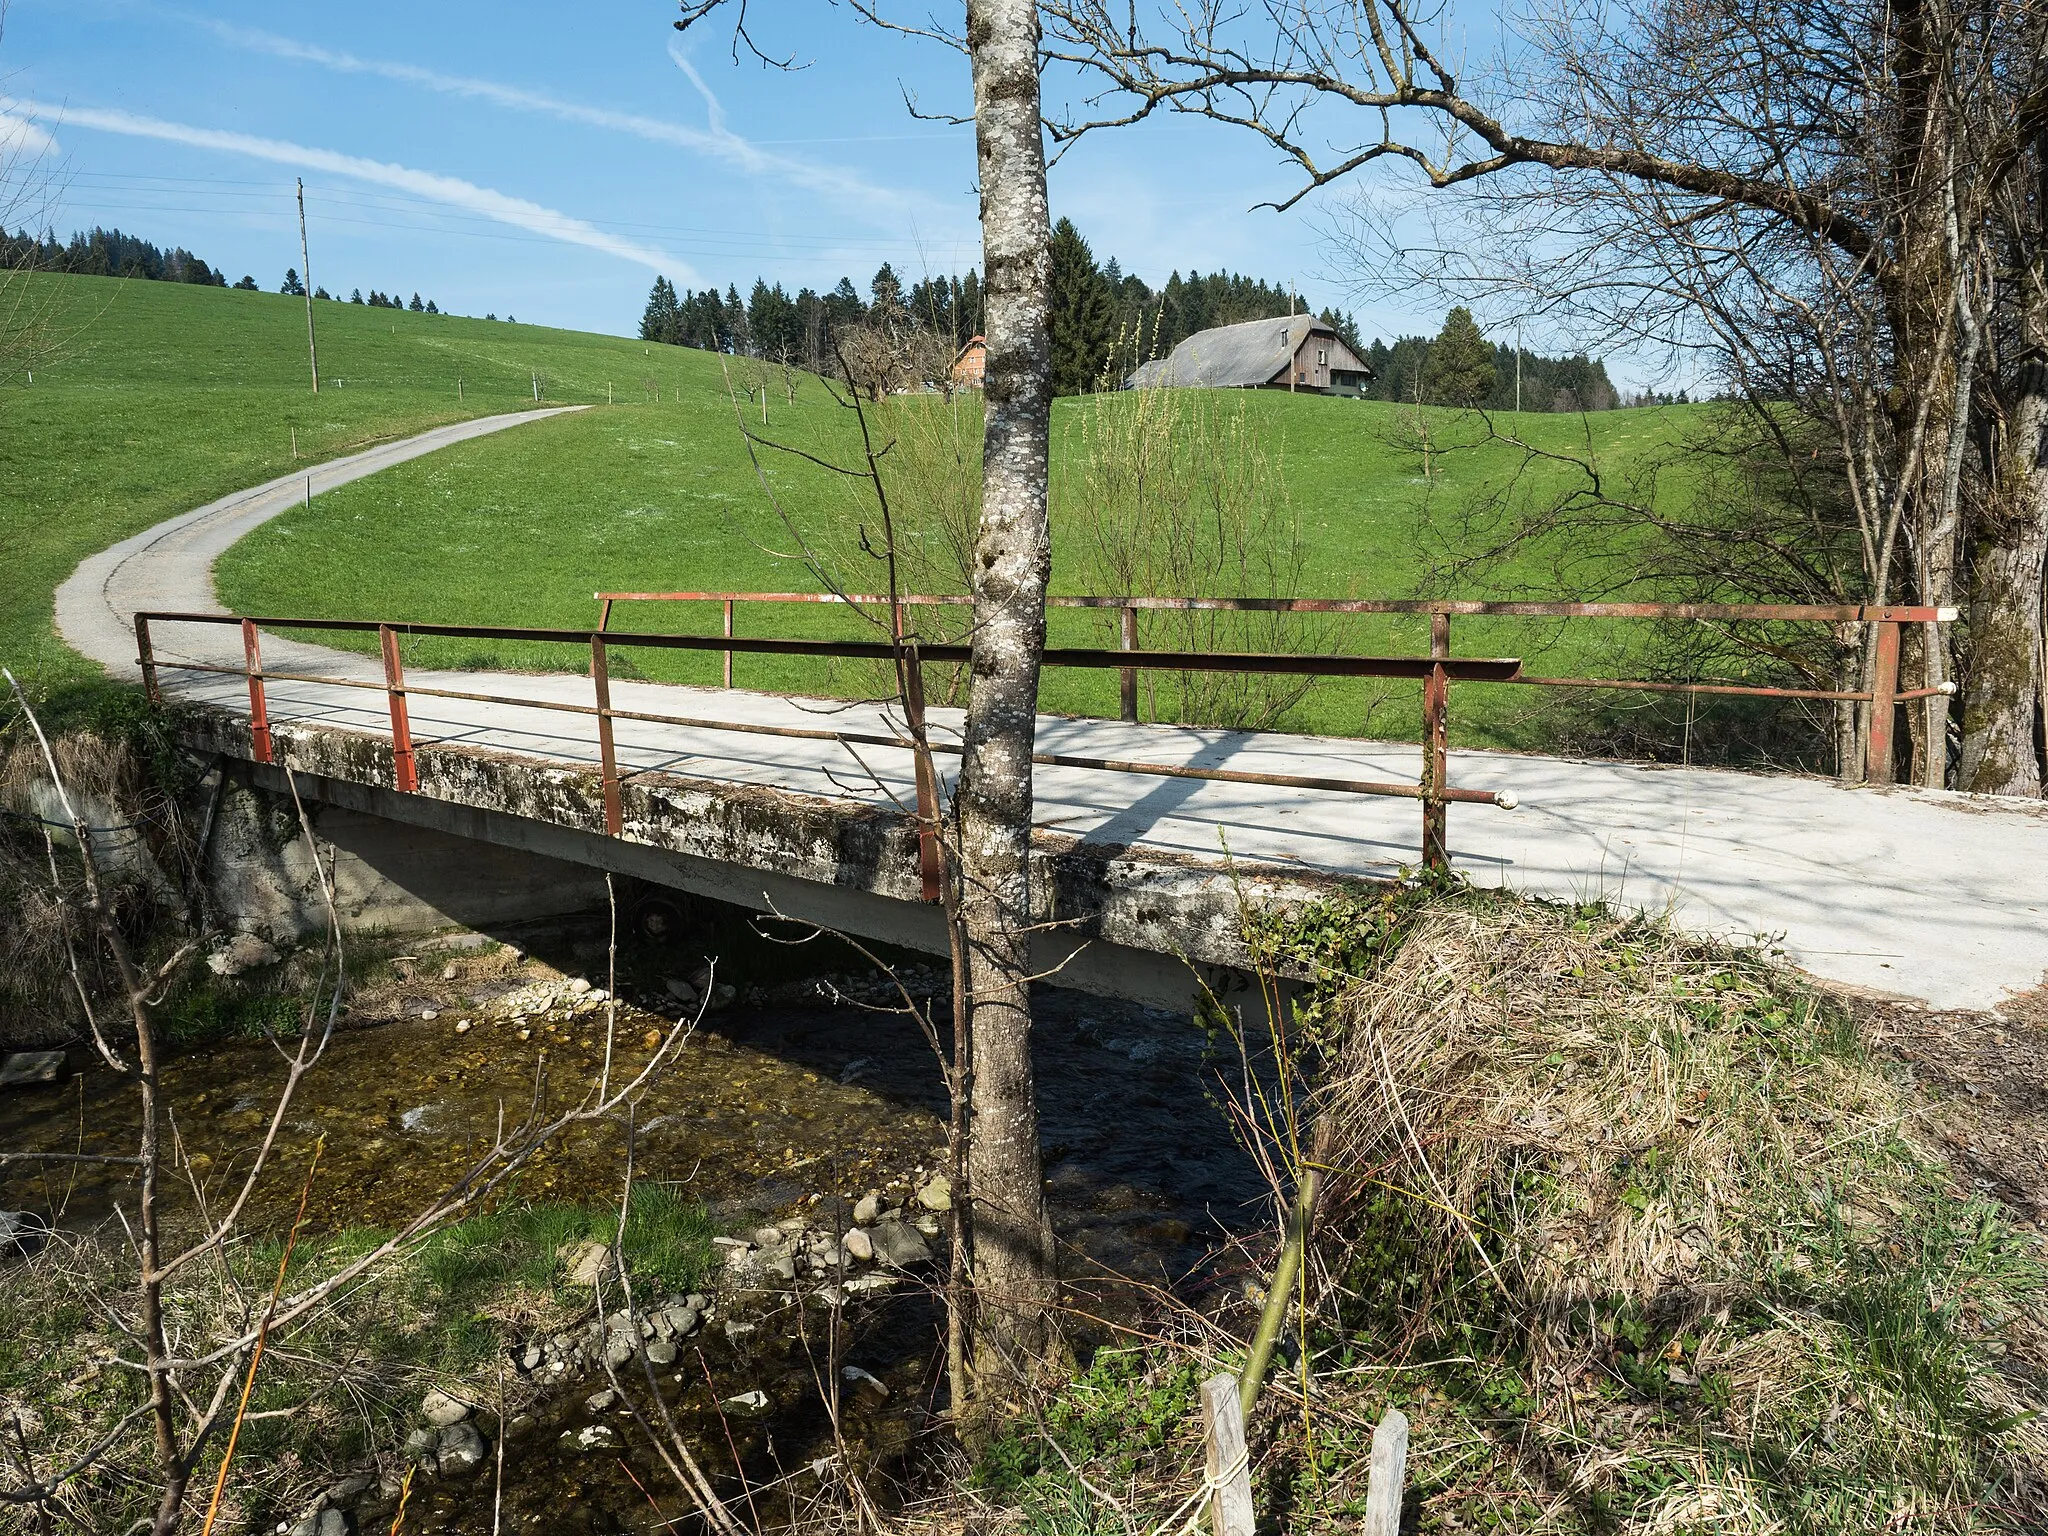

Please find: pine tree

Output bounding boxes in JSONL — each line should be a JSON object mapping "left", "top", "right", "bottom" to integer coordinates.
{"left": 234, "top": 275, "right": 258, "bottom": 291}
{"left": 425, "top": 299, "right": 439, "bottom": 314}
{"left": 640, "top": 276, "right": 680, "bottom": 343}
{"left": 351, "top": 288, "right": 364, "bottom": 304}
{"left": 409, "top": 292, "right": 425, "bottom": 311}
{"left": 280, "top": 268, "right": 306, "bottom": 296}
{"left": 1047, "top": 217, "right": 1115, "bottom": 394}
{"left": 1421, "top": 306, "right": 1496, "bottom": 406}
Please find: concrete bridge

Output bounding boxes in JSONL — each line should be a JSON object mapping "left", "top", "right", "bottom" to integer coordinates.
{"left": 54, "top": 413, "right": 2048, "bottom": 1015}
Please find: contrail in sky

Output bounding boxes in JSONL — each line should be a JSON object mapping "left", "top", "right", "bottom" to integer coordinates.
{"left": 0, "top": 97, "right": 686, "bottom": 276}
{"left": 194, "top": 18, "right": 941, "bottom": 226}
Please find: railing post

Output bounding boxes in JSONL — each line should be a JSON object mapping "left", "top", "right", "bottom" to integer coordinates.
{"left": 240, "top": 618, "right": 273, "bottom": 765}
{"left": 1866, "top": 617, "right": 1900, "bottom": 784}
{"left": 597, "top": 596, "right": 614, "bottom": 633}
{"left": 901, "top": 647, "right": 942, "bottom": 902}
{"left": 1421, "top": 611, "right": 1450, "bottom": 870}
{"left": 722, "top": 598, "right": 735, "bottom": 689}
{"left": 1119, "top": 604, "right": 1139, "bottom": 723}
{"left": 591, "top": 635, "right": 623, "bottom": 837}
{"left": 377, "top": 624, "right": 418, "bottom": 793}
{"left": 134, "top": 614, "right": 161, "bottom": 707}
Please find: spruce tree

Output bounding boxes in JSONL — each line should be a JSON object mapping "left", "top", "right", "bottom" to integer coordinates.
{"left": 640, "top": 276, "right": 680, "bottom": 342}
{"left": 280, "top": 267, "right": 305, "bottom": 296}
{"left": 1421, "top": 306, "right": 1496, "bottom": 406}
{"left": 350, "top": 288, "right": 363, "bottom": 304}
{"left": 1047, "top": 217, "right": 1115, "bottom": 394}
{"left": 410, "top": 292, "right": 424, "bottom": 311}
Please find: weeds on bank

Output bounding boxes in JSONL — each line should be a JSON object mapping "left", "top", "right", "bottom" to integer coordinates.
{"left": 972, "top": 888, "right": 2047, "bottom": 1536}
{"left": 0, "top": 1183, "right": 717, "bottom": 1531}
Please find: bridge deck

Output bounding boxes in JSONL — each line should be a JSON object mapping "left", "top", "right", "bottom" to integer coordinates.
{"left": 51, "top": 411, "right": 2048, "bottom": 1014}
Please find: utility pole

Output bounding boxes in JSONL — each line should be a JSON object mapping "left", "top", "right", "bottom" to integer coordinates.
{"left": 297, "top": 179, "right": 320, "bottom": 394}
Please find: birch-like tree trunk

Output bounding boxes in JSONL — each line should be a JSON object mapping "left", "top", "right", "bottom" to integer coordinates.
{"left": 959, "top": 0, "right": 1060, "bottom": 1379}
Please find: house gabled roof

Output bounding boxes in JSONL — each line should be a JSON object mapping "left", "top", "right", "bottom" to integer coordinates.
{"left": 1127, "top": 314, "right": 1361, "bottom": 389}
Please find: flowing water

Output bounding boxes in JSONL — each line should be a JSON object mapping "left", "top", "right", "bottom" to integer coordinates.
{"left": 0, "top": 922, "right": 1268, "bottom": 1532}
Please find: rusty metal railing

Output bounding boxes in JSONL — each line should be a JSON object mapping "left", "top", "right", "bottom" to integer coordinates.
{"left": 595, "top": 590, "right": 1957, "bottom": 798}
{"left": 134, "top": 611, "right": 1524, "bottom": 887}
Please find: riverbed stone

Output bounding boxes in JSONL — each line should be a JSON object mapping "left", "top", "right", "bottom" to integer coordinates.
{"left": 841, "top": 1228, "right": 874, "bottom": 1263}
{"left": 0, "top": 1211, "right": 52, "bottom": 1261}
{"left": 664, "top": 1304, "right": 701, "bottom": 1336}
{"left": 851, "top": 1192, "right": 882, "bottom": 1226}
{"left": 420, "top": 1389, "right": 468, "bottom": 1427}
{"left": 402, "top": 1428, "right": 437, "bottom": 1461}
{"left": 520, "top": 1343, "right": 543, "bottom": 1371}
{"left": 568, "top": 977, "right": 592, "bottom": 995}
{"left": 646, "top": 1338, "right": 677, "bottom": 1365}
{"left": 868, "top": 1219, "right": 931, "bottom": 1269}
{"left": 761, "top": 1251, "right": 798, "bottom": 1283}
{"left": 0, "top": 1051, "right": 64, "bottom": 1089}
{"left": 584, "top": 1389, "right": 618, "bottom": 1414}
{"left": 915, "top": 1176, "right": 952, "bottom": 1212}
{"left": 208, "top": 933, "right": 280, "bottom": 977}
{"left": 435, "top": 1422, "right": 487, "bottom": 1475}
{"left": 563, "top": 1240, "right": 609, "bottom": 1286}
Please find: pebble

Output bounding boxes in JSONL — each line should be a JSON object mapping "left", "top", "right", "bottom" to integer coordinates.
{"left": 646, "top": 1338, "right": 677, "bottom": 1365}
{"left": 454, "top": 1020, "right": 472, "bottom": 1034}
{"left": 869, "top": 1219, "right": 932, "bottom": 1268}
{"left": 852, "top": 1193, "right": 882, "bottom": 1226}
{"left": 584, "top": 1389, "right": 618, "bottom": 1414}
{"left": 842, "top": 1365, "right": 889, "bottom": 1399}
{"left": 435, "top": 1422, "right": 488, "bottom": 1475}
{"left": 420, "top": 1389, "right": 469, "bottom": 1427}
{"left": 569, "top": 1424, "right": 619, "bottom": 1452}
{"left": 568, "top": 978, "right": 592, "bottom": 995}
{"left": 721, "top": 1389, "right": 769, "bottom": 1412}
{"left": 420, "top": 1009, "right": 439, "bottom": 1022}
{"left": 841, "top": 1228, "right": 874, "bottom": 1263}
{"left": 915, "top": 1176, "right": 952, "bottom": 1212}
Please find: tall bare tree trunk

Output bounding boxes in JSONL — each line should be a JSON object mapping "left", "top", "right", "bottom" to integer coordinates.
{"left": 959, "top": 0, "right": 1059, "bottom": 1385}
{"left": 1960, "top": 380, "right": 2048, "bottom": 795}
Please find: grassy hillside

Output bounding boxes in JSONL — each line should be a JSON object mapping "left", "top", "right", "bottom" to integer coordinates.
{"left": 0, "top": 272, "right": 720, "bottom": 697}
{"left": 217, "top": 379, "right": 1704, "bottom": 748}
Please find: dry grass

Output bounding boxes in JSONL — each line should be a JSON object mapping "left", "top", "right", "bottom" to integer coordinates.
{"left": 0, "top": 725, "right": 192, "bottom": 1047}
{"left": 1303, "top": 896, "right": 2048, "bottom": 1533}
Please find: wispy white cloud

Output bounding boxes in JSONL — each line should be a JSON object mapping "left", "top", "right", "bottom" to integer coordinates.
{"left": 193, "top": 17, "right": 948, "bottom": 228}
{"left": 0, "top": 97, "right": 686, "bottom": 275}
{"left": 0, "top": 108, "right": 58, "bottom": 160}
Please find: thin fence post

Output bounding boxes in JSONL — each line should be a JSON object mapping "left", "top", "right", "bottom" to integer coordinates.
{"left": 901, "top": 648, "right": 942, "bottom": 903}
{"left": 597, "top": 596, "right": 614, "bottom": 633}
{"left": 722, "top": 599, "right": 735, "bottom": 689}
{"left": 377, "top": 624, "right": 417, "bottom": 793}
{"left": 1361, "top": 1406, "right": 1410, "bottom": 1536}
{"left": 1422, "top": 611, "right": 1450, "bottom": 869}
{"left": 240, "top": 619, "right": 273, "bottom": 765}
{"left": 1200, "top": 1374, "right": 1255, "bottom": 1536}
{"left": 591, "top": 635, "right": 623, "bottom": 837}
{"left": 1119, "top": 604, "right": 1139, "bottom": 723}
{"left": 1865, "top": 616, "right": 1900, "bottom": 784}
{"left": 135, "top": 615, "right": 160, "bottom": 708}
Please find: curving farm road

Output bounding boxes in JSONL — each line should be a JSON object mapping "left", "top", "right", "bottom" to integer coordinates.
{"left": 50, "top": 408, "right": 2048, "bottom": 1014}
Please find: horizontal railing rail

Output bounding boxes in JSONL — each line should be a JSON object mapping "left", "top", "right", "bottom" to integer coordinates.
{"left": 133, "top": 609, "right": 1523, "bottom": 887}
{"left": 594, "top": 590, "right": 1957, "bottom": 787}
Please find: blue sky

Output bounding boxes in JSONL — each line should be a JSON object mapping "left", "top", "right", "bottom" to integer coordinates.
{"left": 0, "top": 1, "right": 1493, "bottom": 345}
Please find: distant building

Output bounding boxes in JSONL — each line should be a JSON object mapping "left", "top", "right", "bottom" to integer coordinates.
{"left": 951, "top": 335, "right": 987, "bottom": 390}
{"left": 1127, "top": 315, "right": 1373, "bottom": 396}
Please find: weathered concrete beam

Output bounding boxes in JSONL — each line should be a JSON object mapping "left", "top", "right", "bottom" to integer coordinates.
{"left": 176, "top": 704, "right": 1352, "bottom": 1011}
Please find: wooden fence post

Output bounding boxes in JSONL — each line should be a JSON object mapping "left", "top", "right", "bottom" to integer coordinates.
{"left": 591, "top": 635, "right": 623, "bottom": 837}
{"left": 1199, "top": 1374, "right": 1255, "bottom": 1536}
{"left": 1422, "top": 611, "right": 1450, "bottom": 870}
{"left": 1362, "top": 1406, "right": 1409, "bottom": 1536}
{"left": 377, "top": 624, "right": 417, "bottom": 793}
{"left": 722, "top": 598, "right": 735, "bottom": 689}
{"left": 240, "top": 619, "right": 273, "bottom": 766}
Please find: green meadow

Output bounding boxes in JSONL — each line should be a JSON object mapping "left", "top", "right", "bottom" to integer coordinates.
{"left": 217, "top": 376, "right": 1701, "bottom": 747}
{"left": 1, "top": 271, "right": 1712, "bottom": 748}
{"left": 0, "top": 272, "right": 720, "bottom": 696}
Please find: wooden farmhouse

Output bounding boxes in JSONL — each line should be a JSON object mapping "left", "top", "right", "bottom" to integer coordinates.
{"left": 951, "top": 335, "right": 987, "bottom": 390}
{"left": 1127, "top": 315, "right": 1373, "bottom": 396}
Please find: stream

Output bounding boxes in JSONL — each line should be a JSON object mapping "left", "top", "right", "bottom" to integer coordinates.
{"left": 0, "top": 917, "right": 1270, "bottom": 1533}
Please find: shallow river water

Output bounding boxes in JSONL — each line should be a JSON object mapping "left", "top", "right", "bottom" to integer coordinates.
{"left": 1, "top": 924, "right": 1268, "bottom": 1532}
